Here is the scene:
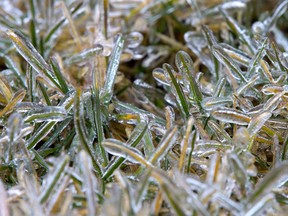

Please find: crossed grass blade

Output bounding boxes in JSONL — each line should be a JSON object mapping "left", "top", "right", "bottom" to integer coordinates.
{"left": 44, "top": 1, "right": 83, "bottom": 43}
{"left": 102, "top": 122, "right": 148, "bottom": 180}
{"left": 212, "top": 44, "right": 248, "bottom": 83}
{"left": 149, "top": 126, "right": 178, "bottom": 165}
{"left": 26, "top": 93, "right": 74, "bottom": 149}
{"left": 219, "top": 7, "right": 255, "bottom": 54}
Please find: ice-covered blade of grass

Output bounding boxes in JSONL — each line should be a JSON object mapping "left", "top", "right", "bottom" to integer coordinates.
{"left": 201, "top": 25, "right": 220, "bottom": 79}
{"left": 212, "top": 108, "right": 251, "bottom": 125}
{"left": 175, "top": 51, "right": 203, "bottom": 108}
{"left": 40, "top": 155, "right": 70, "bottom": 204}
{"left": 65, "top": 45, "right": 104, "bottom": 65}
{"left": 7, "top": 112, "right": 23, "bottom": 143}
{"left": 220, "top": 43, "right": 251, "bottom": 66}
{"left": 102, "top": 122, "right": 148, "bottom": 180}
{"left": 101, "top": 34, "right": 124, "bottom": 103}
{"left": 24, "top": 106, "right": 67, "bottom": 123}
{"left": 0, "top": 76, "right": 12, "bottom": 103}
{"left": 163, "top": 63, "right": 190, "bottom": 118}
{"left": 0, "top": 89, "right": 26, "bottom": 118}
{"left": 149, "top": 126, "right": 178, "bottom": 164}
{"left": 103, "top": 138, "right": 150, "bottom": 167}
{"left": 7, "top": 29, "right": 62, "bottom": 91}
{"left": 202, "top": 97, "right": 233, "bottom": 111}
{"left": 220, "top": 8, "right": 255, "bottom": 54}
{"left": 50, "top": 57, "right": 69, "bottom": 94}
{"left": 263, "top": 91, "right": 286, "bottom": 112}
{"left": 44, "top": 1, "right": 83, "bottom": 43}
{"left": 152, "top": 68, "right": 170, "bottom": 86}
{"left": 213, "top": 77, "right": 226, "bottom": 97}
{"left": 208, "top": 120, "right": 232, "bottom": 143}
{"left": 179, "top": 117, "right": 194, "bottom": 172}
{"left": 248, "top": 162, "right": 288, "bottom": 204}
{"left": 212, "top": 44, "right": 248, "bottom": 83}
{"left": 74, "top": 89, "right": 102, "bottom": 177}
{"left": 247, "top": 112, "right": 272, "bottom": 136}
{"left": 264, "top": 0, "right": 288, "bottom": 32}
{"left": 247, "top": 38, "right": 268, "bottom": 76}
{"left": 78, "top": 151, "right": 98, "bottom": 216}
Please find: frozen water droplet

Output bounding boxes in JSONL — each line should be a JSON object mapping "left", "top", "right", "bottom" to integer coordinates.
{"left": 125, "top": 32, "right": 143, "bottom": 49}
{"left": 153, "top": 68, "right": 170, "bottom": 86}
{"left": 184, "top": 31, "right": 207, "bottom": 50}
{"left": 252, "top": 21, "right": 265, "bottom": 34}
{"left": 132, "top": 46, "right": 147, "bottom": 60}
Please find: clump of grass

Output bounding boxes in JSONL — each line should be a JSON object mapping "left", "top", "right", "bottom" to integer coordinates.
{"left": 0, "top": 0, "right": 288, "bottom": 215}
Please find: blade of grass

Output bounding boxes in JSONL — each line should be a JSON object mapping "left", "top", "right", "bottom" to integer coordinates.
{"left": 163, "top": 63, "right": 190, "bottom": 118}
{"left": 102, "top": 122, "right": 148, "bottom": 180}
{"left": 101, "top": 34, "right": 124, "bottom": 103}
{"left": 91, "top": 88, "right": 108, "bottom": 166}
{"left": 179, "top": 117, "right": 194, "bottom": 172}
{"left": 7, "top": 29, "right": 61, "bottom": 90}
{"left": 0, "top": 89, "right": 26, "bottom": 118}
{"left": 149, "top": 126, "right": 178, "bottom": 164}
{"left": 50, "top": 57, "right": 69, "bottom": 94}
{"left": 175, "top": 51, "right": 203, "bottom": 108}
{"left": 103, "top": 138, "right": 150, "bottom": 167}
{"left": 44, "top": 1, "right": 83, "bottom": 43}
{"left": 40, "top": 155, "right": 70, "bottom": 203}
{"left": 74, "top": 88, "right": 102, "bottom": 177}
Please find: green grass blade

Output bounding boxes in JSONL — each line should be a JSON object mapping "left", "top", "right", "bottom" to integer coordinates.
{"left": 24, "top": 106, "right": 67, "bottom": 123}
{"left": 175, "top": 51, "right": 203, "bottom": 108}
{"left": 163, "top": 63, "right": 190, "bottom": 118}
{"left": 74, "top": 88, "right": 102, "bottom": 177}
{"left": 50, "top": 57, "right": 69, "bottom": 94}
